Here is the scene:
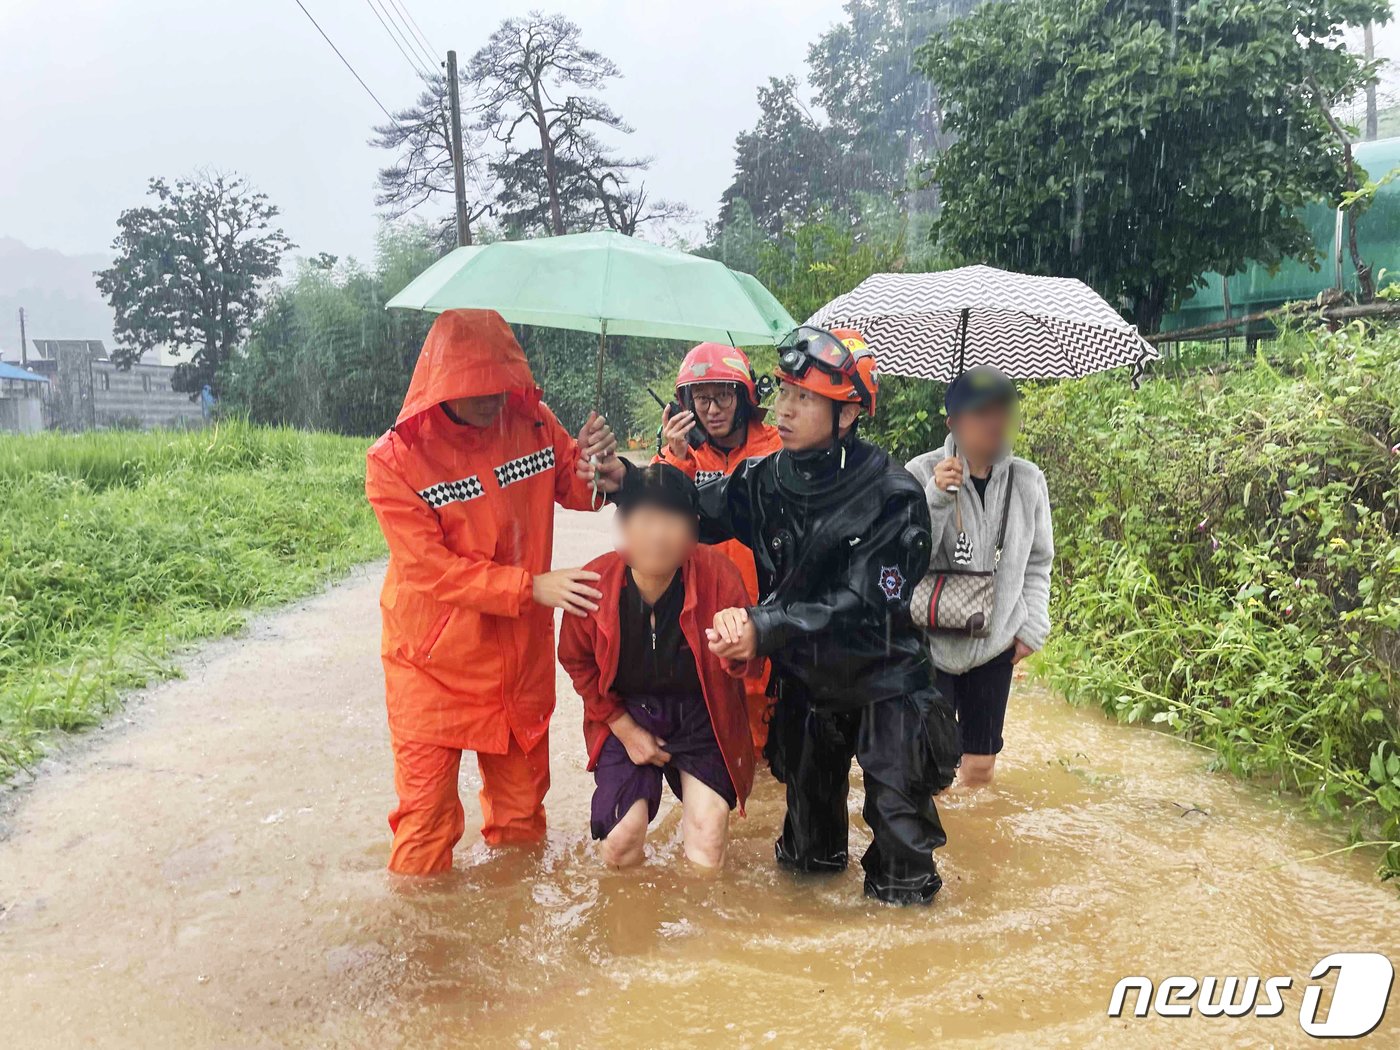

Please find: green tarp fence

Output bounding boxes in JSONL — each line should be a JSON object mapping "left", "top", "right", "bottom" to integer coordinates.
{"left": 1162, "top": 136, "right": 1400, "bottom": 334}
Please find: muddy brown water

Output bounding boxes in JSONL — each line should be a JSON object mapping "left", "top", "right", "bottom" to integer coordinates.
{"left": 1, "top": 506, "right": 1396, "bottom": 1049}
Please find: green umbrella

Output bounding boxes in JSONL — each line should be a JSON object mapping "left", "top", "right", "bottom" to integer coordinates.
{"left": 386, "top": 230, "right": 795, "bottom": 400}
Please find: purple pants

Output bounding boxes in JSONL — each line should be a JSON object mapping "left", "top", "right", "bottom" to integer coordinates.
{"left": 590, "top": 692, "right": 737, "bottom": 841}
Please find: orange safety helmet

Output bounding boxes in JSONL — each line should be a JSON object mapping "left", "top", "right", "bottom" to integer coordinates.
{"left": 675, "top": 343, "right": 762, "bottom": 409}
{"left": 775, "top": 325, "right": 879, "bottom": 417}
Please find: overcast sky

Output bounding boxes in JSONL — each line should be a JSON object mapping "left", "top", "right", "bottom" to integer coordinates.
{"left": 0, "top": 0, "right": 850, "bottom": 264}
{"left": 2, "top": 1, "right": 1397, "bottom": 267}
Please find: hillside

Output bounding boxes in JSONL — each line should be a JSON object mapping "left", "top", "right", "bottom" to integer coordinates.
{"left": 0, "top": 236, "right": 116, "bottom": 358}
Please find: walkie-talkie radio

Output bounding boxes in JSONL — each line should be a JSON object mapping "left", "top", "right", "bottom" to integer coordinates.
{"left": 647, "top": 387, "right": 706, "bottom": 450}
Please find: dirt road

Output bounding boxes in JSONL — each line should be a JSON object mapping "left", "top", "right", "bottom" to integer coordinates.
{"left": 1, "top": 506, "right": 1397, "bottom": 1048}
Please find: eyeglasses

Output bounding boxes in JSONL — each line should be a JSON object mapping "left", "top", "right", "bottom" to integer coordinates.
{"left": 690, "top": 389, "right": 737, "bottom": 410}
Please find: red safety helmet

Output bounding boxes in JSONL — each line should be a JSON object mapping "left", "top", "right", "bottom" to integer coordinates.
{"left": 675, "top": 343, "right": 762, "bottom": 409}
{"left": 775, "top": 325, "right": 879, "bottom": 417}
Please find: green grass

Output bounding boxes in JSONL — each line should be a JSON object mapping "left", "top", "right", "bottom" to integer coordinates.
{"left": 0, "top": 420, "right": 384, "bottom": 777}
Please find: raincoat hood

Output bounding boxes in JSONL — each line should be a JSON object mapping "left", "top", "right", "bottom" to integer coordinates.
{"left": 395, "top": 309, "right": 539, "bottom": 439}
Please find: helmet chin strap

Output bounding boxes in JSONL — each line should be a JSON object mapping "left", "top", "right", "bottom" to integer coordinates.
{"left": 729, "top": 394, "right": 750, "bottom": 437}
{"left": 832, "top": 403, "right": 846, "bottom": 470}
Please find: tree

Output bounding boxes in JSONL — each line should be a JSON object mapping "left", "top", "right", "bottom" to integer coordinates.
{"left": 714, "top": 3, "right": 981, "bottom": 241}
{"left": 223, "top": 224, "right": 440, "bottom": 435}
{"left": 807, "top": 1, "right": 979, "bottom": 202}
{"left": 718, "top": 77, "right": 847, "bottom": 235}
{"left": 486, "top": 132, "right": 656, "bottom": 235}
{"left": 96, "top": 173, "right": 292, "bottom": 394}
{"left": 370, "top": 74, "right": 495, "bottom": 246}
{"left": 468, "top": 12, "right": 675, "bottom": 236}
{"left": 701, "top": 197, "right": 766, "bottom": 275}
{"left": 756, "top": 212, "right": 909, "bottom": 322}
{"left": 920, "top": 0, "right": 1389, "bottom": 333}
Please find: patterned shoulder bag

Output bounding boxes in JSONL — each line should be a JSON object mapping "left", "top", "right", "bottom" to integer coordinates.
{"left": 911, "top": 464, "right": 1014, "bottom": 636}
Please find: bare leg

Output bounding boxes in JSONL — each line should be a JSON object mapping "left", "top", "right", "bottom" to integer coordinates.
{"left": 600, "top": 798, "right": 650, "bottom": 868}
{"left": 678, "top": 771, "right": 731, "bottom": 869}
{"left": 957, "top": 753, "right": 997, "bottom": 789}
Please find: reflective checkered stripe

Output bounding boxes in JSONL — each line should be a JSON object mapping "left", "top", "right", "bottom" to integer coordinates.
{"left": 493, "top": 447, "right": 555, "bottom": 488}
{"left": 418, "top": 475, "right": 484, "bottom": 508}
{"left": 695, "top": 470, "right": 725, "bottom": 486}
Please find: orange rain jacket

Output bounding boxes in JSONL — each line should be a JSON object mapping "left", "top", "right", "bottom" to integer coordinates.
{"left": 366, "top": 309, "right": 599, "bottom": 755}
{"left": 558, "top": 544, "right": 756, "bottom": 809}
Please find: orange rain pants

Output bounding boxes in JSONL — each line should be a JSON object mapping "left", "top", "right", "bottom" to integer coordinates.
{"left": 387, "top": 734, "right": 551, "bottom": 874}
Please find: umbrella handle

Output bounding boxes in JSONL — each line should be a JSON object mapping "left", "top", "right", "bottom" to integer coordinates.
{"left": 594, "top": 321, "right": 607, "bottom": 409}
{"left": 592, "top": 323, "right": 608, "bottom": 510}
{"left": 955, "top": 307, "right": 970, "bottom": 377}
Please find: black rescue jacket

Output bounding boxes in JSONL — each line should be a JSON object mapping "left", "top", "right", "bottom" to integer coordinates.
{"left": 697, "top": 436, "right": 934, "bottom": 711}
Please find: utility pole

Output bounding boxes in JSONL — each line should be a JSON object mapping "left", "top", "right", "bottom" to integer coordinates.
{"left": 1364, "top": 23, "right": 1378, "bottom": 142}
{"left": 445, "top": 50, "right": 471, "bottom": 247}
{"left": 18, "top": 307, "right": 27, "bottom": 366}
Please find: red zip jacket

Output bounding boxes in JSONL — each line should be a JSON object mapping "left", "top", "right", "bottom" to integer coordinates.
{"left": 655, "top": 419, "right": 782, "bottom": 608}
{"left": 557, "top": 544, "right": 756, "bottom": 809}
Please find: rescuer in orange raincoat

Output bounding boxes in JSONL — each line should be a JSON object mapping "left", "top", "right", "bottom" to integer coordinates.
{"left": 654, "top": 344, "right": 782, "bottom": 755}
{"left": 366, "top": 308, "right": 625, "bottom": 876}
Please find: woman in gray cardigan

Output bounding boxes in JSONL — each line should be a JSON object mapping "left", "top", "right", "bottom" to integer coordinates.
{"left": 905, "top": 366, "right": 1053, "bottom": 788}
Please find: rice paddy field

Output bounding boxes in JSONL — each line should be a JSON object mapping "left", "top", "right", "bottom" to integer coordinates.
{"left": 0, "top": 421, "right": 384, "bottom": 776}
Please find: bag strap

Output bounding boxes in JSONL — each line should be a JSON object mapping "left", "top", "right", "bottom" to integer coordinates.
{"left": 993, "top": 463, "right": 1015, "bottom": 564}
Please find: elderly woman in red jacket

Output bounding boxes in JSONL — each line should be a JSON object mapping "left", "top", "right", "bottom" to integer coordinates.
{"left": 559, "top": 464, "right": 755, "bottom": 868}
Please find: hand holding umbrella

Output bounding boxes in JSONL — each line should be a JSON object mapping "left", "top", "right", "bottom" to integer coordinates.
{"left": 932, "top": 455, "right": 964, "bottom": 495}
{"left": 575, "top": 411, "right": 625, "bottom": 505}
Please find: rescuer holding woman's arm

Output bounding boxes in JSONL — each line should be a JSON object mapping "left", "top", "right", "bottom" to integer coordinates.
{"left": 699, "top": 326, "right": 960, "bottom": 905}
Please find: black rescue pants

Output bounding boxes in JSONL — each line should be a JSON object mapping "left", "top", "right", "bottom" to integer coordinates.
{"left": 764, "top": 685, "right": 960, "bottom": 905}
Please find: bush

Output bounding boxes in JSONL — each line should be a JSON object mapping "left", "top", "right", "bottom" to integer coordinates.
{"left": 1019, "top": 323, "right": 1400, "bottom": 881}
{"left": 863, "top": 374, "right": 947, "bottom": 463}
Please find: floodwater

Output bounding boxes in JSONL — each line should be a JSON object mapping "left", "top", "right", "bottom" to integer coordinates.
{"left": 1, "top": 506, "right": 1396, "bottom": 1049}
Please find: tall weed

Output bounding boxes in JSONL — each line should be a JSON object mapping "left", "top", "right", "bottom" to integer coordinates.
{"left": 1020, "top": 323, "right": 1400, "bottom": 881}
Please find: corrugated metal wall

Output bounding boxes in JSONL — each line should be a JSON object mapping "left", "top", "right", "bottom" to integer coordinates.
{"left": 29, "top": 348, "right": 205, "bottom": 431}
{"left": 90, "top": 361, "right": 204, "bottom": 429}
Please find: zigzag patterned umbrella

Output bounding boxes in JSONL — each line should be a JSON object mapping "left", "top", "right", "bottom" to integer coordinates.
{"left": 808, "top": 265, "right": 1158, "bottom": 383}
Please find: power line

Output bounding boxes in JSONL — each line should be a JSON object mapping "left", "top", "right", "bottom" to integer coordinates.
{"left": 383, "top": 0, "right": 439, "bottom": 72}
{"left": 291, "top": 0, "right": 402, "bottom": 127}
{"left": 364, "top": 0, "right": 434, "bottom": 80}
{"left": 385, "top": 0, "right": 439, "bottom": 69}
